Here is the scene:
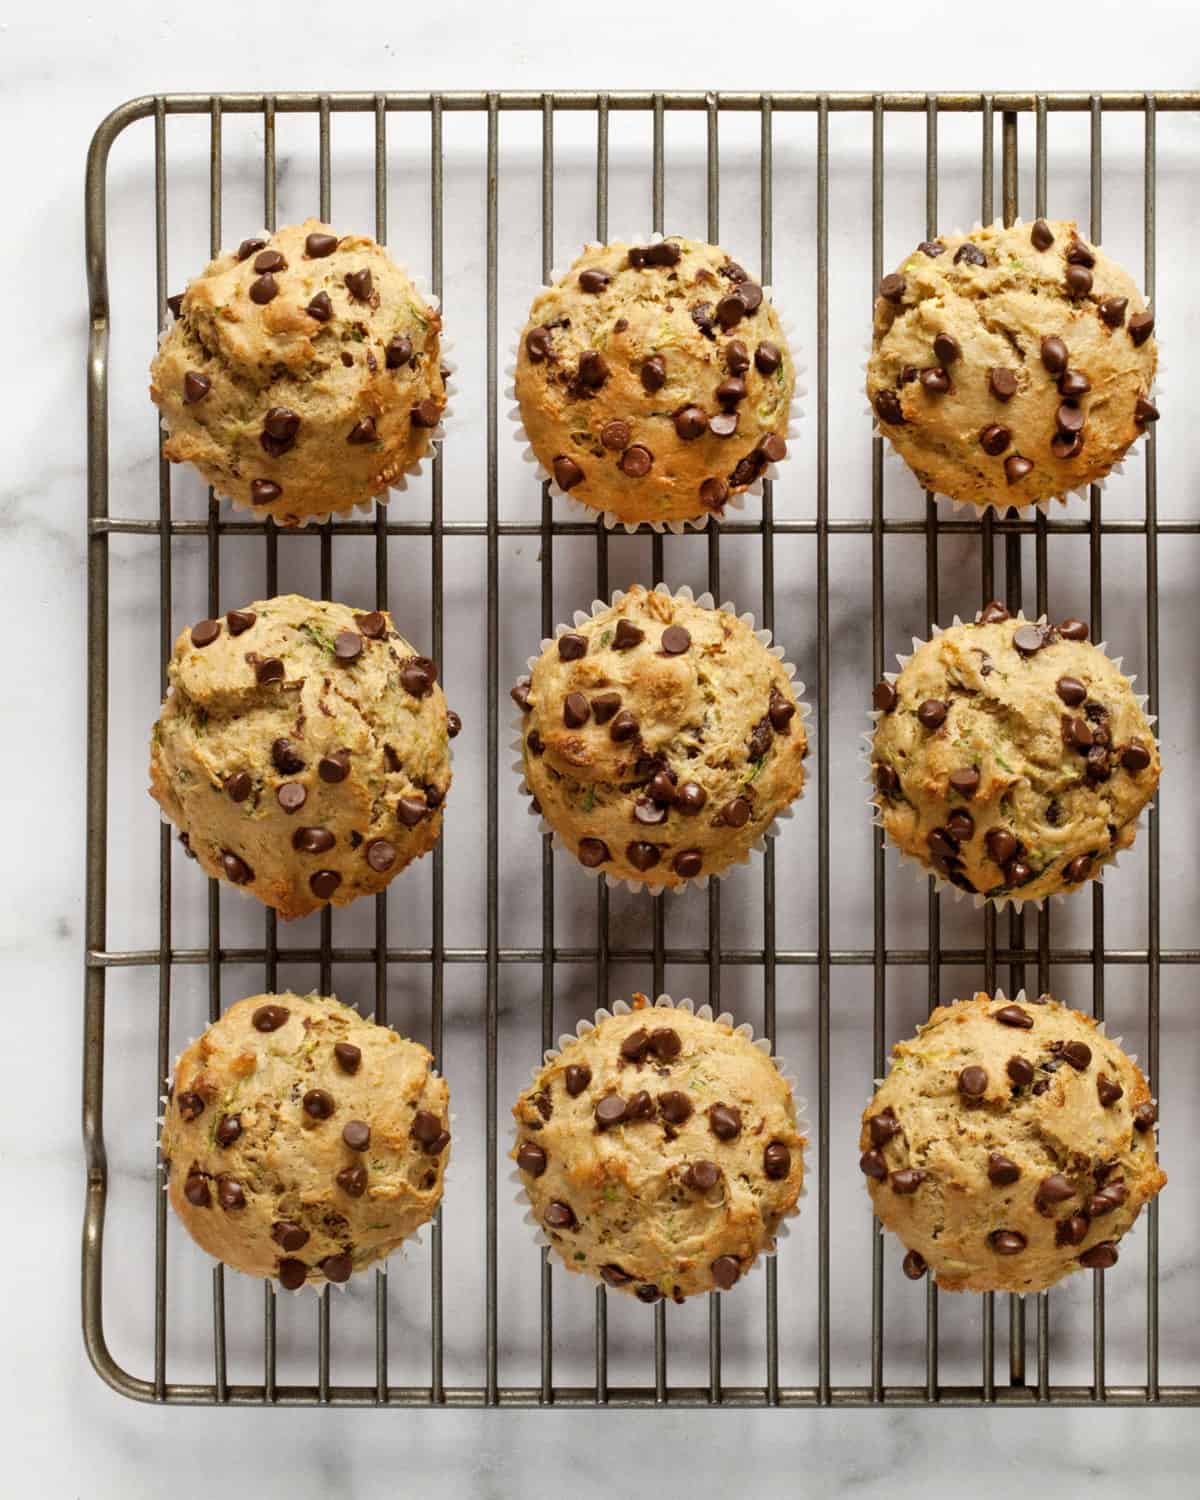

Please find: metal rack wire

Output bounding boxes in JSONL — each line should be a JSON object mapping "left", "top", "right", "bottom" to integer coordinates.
{"left": 84, "top": 90, "right": 1187, "bottom": 1407}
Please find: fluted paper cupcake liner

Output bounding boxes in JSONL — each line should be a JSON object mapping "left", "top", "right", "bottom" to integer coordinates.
{"left": 511, "top": 582, "right": 810, "bottom": 895}
{"left": 506, "top": 231, "right": 805, "bottom": 534}
{"left": 158, "top": 1002, "right": 452, "bottom": 1294}
{"left": 863, "top": 611, "right": 1158, "bottom": 912}
{"left": 866, "top": 217, "right": 1161, "bottom": 517}
{"left": 511, "top": 993, "right": 808, "bottom": 1295}
{"left": 159, "top": 250, "right": 454, "bottom": 529}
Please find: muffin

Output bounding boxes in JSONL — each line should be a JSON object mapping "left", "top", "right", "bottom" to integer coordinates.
{"left": 867, "top": 219, "right": 1157, "bottom": 510}
{"left": 151, "top": 219, "right": 447, "bottom": 524}
{"left": 151, "top": 594, "right": 455, "bottom": 919}
{"left": 514, "top": 236, "right": 795, "bottom": 526}
{"left": 860, "top": 992, "right": 1164, "bottom": 1294}
{"left": 161, "top": 992, "right": 450, "bottom": 1289}
{"left": 869, "top": 602, "right": 1159, "bottom": 903}
{"left": 513, "top": 585, "right": 807, "bottom": 888}
{"left": 512, "top": 998, "right": 805, "bottom": 1302}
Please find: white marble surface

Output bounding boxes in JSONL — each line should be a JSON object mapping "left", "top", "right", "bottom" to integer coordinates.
{"left": 8, "top": 1, "right": 1200, "bottom": 1493}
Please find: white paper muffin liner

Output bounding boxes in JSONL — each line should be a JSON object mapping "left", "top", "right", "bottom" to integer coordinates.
{"left": 506, "top": 231, "right": 806, "bottom": 534}
{"left": 511, "top": 993, "right": 809, "bottom": 1297}
{"left": 866, "top": 217, "right": 1161, "bottom": 517}
{"left": 864, "top": 610, "right": 1158, "bottom": 912}
{"left": 157, "top": 1000, "right": 452, "bottom": 1295}
{"left": 866, "top": 988, "right": 1158, "bottom": 1292}
{"left": 511, "top": 582, "right": 810, "bottom": 895}
{"left": 158, "top": 242, "right": 454, "bottom": 529}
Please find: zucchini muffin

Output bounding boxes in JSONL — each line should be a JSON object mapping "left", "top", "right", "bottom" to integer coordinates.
{"left": 162, "top": 992, "right": 450, "bottom": 1289}
{"left": 513, "top": 585, "right": 807, "bottom": 888}
{"left": 151, "top": 219, "right": 447, "bottom": 524}
{"left": 151, "top": 594, "right": 455, "bottom": 919}
{"left": 512, "top": 998, "right": 805, "bottom": 1302}
{"left": 867, "top": 219, "right": 1157, "bottom": 510}
{"left": 869, "top": 602, "right": 1158, "bottom": 903}
{"left": 514, "top": 236, "right": 795, "bottom": 526}
{"left": 860, "top": 992, "right": 1164, "bottom": 1294}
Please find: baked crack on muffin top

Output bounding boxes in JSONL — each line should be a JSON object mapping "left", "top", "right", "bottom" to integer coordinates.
{"left": 515, "top": 237, "right": 795, "bottom": 525}
{"left": 860, "top": 992, "right": 1164, "bottom": 1294}
{"left": 150, "top": 219, "right": 447, "bottom": 524}
{"left": 514, "top": 585, "right": 807, "bottom": 887}
{"left": 867, "top": 219, "right": 1157, "bottom": 510}
{"left": 870, "top": 600, "right": 1159, "bottom": 903}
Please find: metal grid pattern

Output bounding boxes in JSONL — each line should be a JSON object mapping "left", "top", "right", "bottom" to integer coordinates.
{"left": 84, "top": 90, "right": 1190, "bottom": 1407}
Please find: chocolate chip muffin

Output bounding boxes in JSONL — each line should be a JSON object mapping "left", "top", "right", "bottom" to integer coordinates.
{"left": 513, "top": 585, "right": 807, "bottom": 888}
{"left": 860, "top": 992, "right": 1164, "bottom": 1294}
{"left": 870, "top": 602, "right": 1159, "bottom": 904}
{"left": 162, "top": 992, "right": 450, "bottom": 1289}
{"left": 867, "top": 219, "right": 1157, "bottom": 510}
{"left": 512, "top": 998, "right": 805, "bottom": 1302}
{"left": 514, "top": 237, "right": 796, "bottom": 526}
{"left": 151, "top": 219, "right": 447, "bottom": 525}
{"left": 151, "top": 594, "right": 456, "bottom": 919}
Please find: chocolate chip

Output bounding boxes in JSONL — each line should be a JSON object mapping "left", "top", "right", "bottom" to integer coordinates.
{"left": 221, "top": 851, "right": 254, "bottom": 885}
{"left": 304, "top": 290, "right": 333, "bottom": 322}
{"left": 1097, "top": 1073, "right": 1124, "bottom": 1108}
{"left": 309, "top": 869, "right": 342, "bottom": 900}
{"left": 552, "top": 456, "right": 584, "bottom": 491}
{"left": 917, "top": 699, "right": 947, "bottom": 730}
{"left": 396, "top": 796, "right": 427, "bottom": 829}
{"left": 1079, "top": 1242, "right": 1119, "bottom": 1270}
{"left": 524, "top": 326, "right": 554, "bottom": 363}
{"left": 1132, "top": 395, "right": 1160, "bottom": 428}
{"left": 1088, "top": 1181, "right": 1127, "bottom": 1217}
{"left": 217, "top": 1177, "right": 246, "bottom": 1211}
{"left": 1031, "top": 219, "right": 1055, "bottom": 251}
{"left": 166, "top": 292, "right": 184, "bottom": 318}
{"left": 577, "top": 838, "right": 611, "bottom": 868}
{"left": 871, "top": 681, "right": 898, "bottom": 715}
{"left": 1134, "top": 1100, "right": 1158, "bottom": 1132}
{"left": 275, "top": 782, "right": 306, "bottom": 815}
{"left": 875, "top": 765, "right": 899, "bottom": 796}
{"left": 250, "top": 479, "right": 283, "bottom": 506}
{"left": 710, "top": 410, "right": 742, "bottom": 438}
{"left": 684, "top": 1160, "right": 720, "bottom": 1192}
{"left": 979, "top": 600, "right": 1010, "bottom": 624}
{"left": 409, "top": 397, "right": 441, "bottom": 429}
{"left": 300, "top": 231, "right": 336, "bottom": 259}
{"left": 957, "top": 1065, "right": 988, "bottom": 1099}
{"left": 599, "top": 1264, "right": 631, "bottom": 1288}
{"left": 667, "top": 849, "right": 699, "bottom": 878}
{"left": 1005, "top": 455, "right": 1034, "bottom": 485}
{"left": 950, "top": 767, "right": 981, "bottom": 798}
{"left": 1065, "top": 264, "right": 1093, "bottom": 297}
{"left": 1007, "top": 1055, "right": 1035, "bottom": 1087}
{"left": 346, "top": 416, "right": 377, "bottom": 446}
{"left": 544, "top": 1201, "right": 576, "bottom": 1232}
{"left": 1012, "top": 623, "right": 1044, "bottom": 655}
{"left": 320, "top": 1253, "right": 353, "bottom": 1284}
{"left": 633, "top": 355, "right": 667, "bottom": 397}
{"left": 411, "top": 1111, "right": 448, "bottom": 1152}
{"left": 658, "top": 1090, "right": 693, "bottom": 1126}
{"left": 874, "top": 389, "right": 904, "bottom": 425}
{"left": 619, "top": 444, "right": 653, "bottom": 477}
{"left": 1064, "top": 853, "right": 1093, "bottom": 884}
{"left": 1052, "top": 1215, "right": 1088, "bottom": 1249}
{"left": 1066, "top": 715, "right": 1095, "bottom": 751}
{"left": 990, "top": 1230, "right": 1027, "bottom": 1255}
{"left": 330, "top": 630, "right": 363, "bottom": 666}
{"left": 607, "top": 710, "right": 639, "bottom": 746}
{"left": 576, "top": 350, "right": 609, "bottom": 389}
{"left": 635, "top": 1284, "right": 663, "bottom": 1303}
{"left": 271, "top": 1221, "right": 310, "bottom": 1253}
{"left": 1050, "top": 676, "right": 1087, "bottom": 711}
{"left": 859, "top": 1148, "right": 888, "bottom": 1180}
{"left": 1041, "top": 335, "right": 1069, "bottom": 374}
{"left": 1066, "top": 239, "right": 1096, "bottom": 268}
{"left": 336, "top": 1164, "right": 367, "bottom": 1197}
{"left": 902, "top": 1249, "right": 928, "bottom": 1280}
{"left": 255, "top": 657, "right": 285, "bottom": 685}
{"left": 183, "top": 370, "right": 212, "bottom": 405}
{"left": 710, "top": 1255, "right": 741, "bottom": 1291}
{"left": 994, "top": 1004, "right": 1034, "bottom": 1030}
{"left": 985, "top": 367, "right": 1018, "bottom": 403}
{"left": 301, "top": 1088, "right": 335, "bottom": 1121}
{"left": 629, "top": 1090, "right": 655, "bottom": 1123}
{"left": 236, "top": 237, "right": 267, "bottom": 262}
{"left": 578, "top": 267, "right": 610, "bottom": 293}
{"left": 980, "top": 424, "right": 1012, "bottom": 455}
{"left": 675, "top": 782, "right": 708, "bottom": 815}
{"left": 1096, "top": 296, "right": 1128, "bottom": 330}
{"left": 225, "top": 770, "right": 252, "bottom": 803}
{"left": 891, "top": 1169, "right": 926, "bottom": 1195}
{"left": 249, "top": 273, "right": 278, "bottom": 304}
{"left": 633, "top": 797, "right": 666, "bottom": 825}
{"left": 954, "top": 242, "right": 988, "bottom": 267}
{"left": 988, "top": 1153, "right": 1021, "bottom": 1186}
{"left": 1122, "top": 741, "right": 1152, "bottom": 772}
{"left": 721, "top": 796, "right": 751, "bottom": 829}
{"left": 400, "top": 656, "right": 436, "bottom": 697}
{"left": 715, "top": 377, "right": 747, "bottom": 408}
{"left": 1057, "top": 370, "right": 1092, "bottom": 403}
{"left": 362, "top": 838, "right": 396, "bottom": 874}
{"left": 224, "top": 611, "right": 256, "bottom": 641}
{"left": 190, "top": 618, "right": 221, "bottom": 648}
{"left": 879, "top": 273, "right": 906, "bottom": 304}
{"left": 933, "top": 332, "right": 961, "bottom": 366}
{"left": 920, "top": 367, "right": 951, "bottom": 395}
{"left": 318, "top": 749, "right": 351, "bottom": 784}
{"left": 643, "top": 240, "right": 682, "bottom": 267}
{"left": 1052, "top": 1038, "right": 1091, "bottom": 1072}
{"left": 183, "top": 1173, "right": 211, "bottom": 1207}
{"left": 333, "top": 1042, "right": 361, "bottom": 1074}
{"left": 626, "top": 842, "right": 660, "bottom": 873}
{"left": 713, "top": 293, "right": 744, "bottom": 329}
{"left": 612, "top": 618, "right": 644, "bottom": 652}
{"left": 1056, "top": 402, "right": 1086, "bottom": 437}
{"left": 345, "top": 268, "right": 373, "bottom": 301}
{"left": 1007, "top": 860, "right": 1034, "bottom": 886}
{"left": 708, "top": 1103, "right": 742, "bottom": 1141}
{"left": 176, "top": 1090, "right": 205, "bottom": 1122}
{"left": 277, "top": 1258, "right": 308, "bottom": 1291}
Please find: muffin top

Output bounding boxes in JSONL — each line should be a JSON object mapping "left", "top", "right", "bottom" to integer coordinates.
{"left": 150, "top": 595, "right": 454, "bottom": 919}
{"left": 161, "top": 992, "right": 450, "bottom": 1289}
{"left": 512, "top": 1000, "right": 805, "bottom": 1302}
{"left": 150, "top": 219, "right": 446, "bottom": 524}
{"left": 860, "top": 992, "right": 1164, "bottom": 1294}
{"left": 867, "top": 219, "right": 1157, "bottom": 510}
{"left": 870, "top": 603, "right": 1159, "bottom": 904}
{"left": 514, "top": 237, "right": 795, "bottom": 525}
{"left": 514, "top": 585, "right": 807, "bottom": 888}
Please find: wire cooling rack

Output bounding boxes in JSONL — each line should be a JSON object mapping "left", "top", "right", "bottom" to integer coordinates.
{"left": 85, "top": 90, "right": 1194, "bottom": 1407}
